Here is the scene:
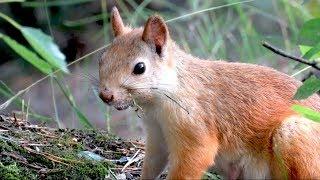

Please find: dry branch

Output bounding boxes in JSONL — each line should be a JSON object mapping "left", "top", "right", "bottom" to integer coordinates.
{"left": 262, "top": 41, "right": 320, "bottom": 71}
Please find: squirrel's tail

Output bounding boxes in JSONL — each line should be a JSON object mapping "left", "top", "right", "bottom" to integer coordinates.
{"left": 271, "top": 115, "right": 320, "bottom": 179}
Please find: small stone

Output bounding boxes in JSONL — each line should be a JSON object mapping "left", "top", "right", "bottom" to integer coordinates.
{"left": 116, "top": 173, "right": 126, "bottom": 180}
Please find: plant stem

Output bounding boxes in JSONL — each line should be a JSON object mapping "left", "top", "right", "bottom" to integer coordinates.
{"left": 100, "top": 0, "right": 108, "bottom": 43}
{"left": 50, "top": 76, "right": 62, "bottom": 128}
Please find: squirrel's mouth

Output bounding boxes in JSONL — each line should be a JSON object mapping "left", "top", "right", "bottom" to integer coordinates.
{"left": 113, "top": 101, "right": 134, "bottom": 111}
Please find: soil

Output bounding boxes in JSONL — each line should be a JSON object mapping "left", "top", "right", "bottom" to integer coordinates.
{"left": 0, "top": 113, "right": 148, "bottom": 180}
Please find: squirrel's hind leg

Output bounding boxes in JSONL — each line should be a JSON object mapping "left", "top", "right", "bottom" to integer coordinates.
{"left": 271, "top": 115, "right": 320, "bottom": 179}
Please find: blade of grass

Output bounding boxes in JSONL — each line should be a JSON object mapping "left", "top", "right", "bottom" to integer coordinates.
{"left": 291, "top": 66, "right": 311, "bottom": 77}
{"left": 44, "top": 0, "right": 53, "bottom": 37}
{"left": 129, "top": 0, "right": 153, "bottom": 24}
{"left": 271, "top": 0, "right": 290, "bottom": 50}
{"left": 21, "top": 99, "right": 24, "bottom": 118}
{"left": 22, "top": 0, "right": 94, "bottom": 7}
{"left": 231, "top": 0, "right": 256, "bottom": 61}
{"left": 26, "top": 96, "right": 30, "bottom": 122}
{"left": 100, "top": 0, "right": 111, "bottom": 132}
{"left": 116, "top": 0, "right": 131, "bottom": 20}
{"left": 126, "top": 0, "right": 153, "bottom": 22}
{"left": 166, "top": 0, "right": 256, "bottom": 23}
{"left": 0, "top": 81, "right": 51, "bottom": 122}
{"left": 0, "top": 12, "right": 21, "bottom": 29}
{"left": 50, "top": 76, "right": 63, "bottom": 128}
{"left": 92, "top": 88, "right": 111, "bottom": 132}
{"left": 44, "top": 0, "right": 63, "bottom": 128}
{"left": 154, "top": 0, "right": 185, "bottom": 12}
{"left": 64, "top": 14, "right": 106, "bottom": 27}
{"left": 54, "top": 77, "right": 93, "bottom": 129}
{"left": 100, "top": 0, "right": 108, "bottom": 43}
{"left": 281, "top": 0, "right": 298, "bottom": 39}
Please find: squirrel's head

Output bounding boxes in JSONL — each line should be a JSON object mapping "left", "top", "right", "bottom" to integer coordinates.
{"left": 99, "top": 7, "right": 177, "bottom": 111}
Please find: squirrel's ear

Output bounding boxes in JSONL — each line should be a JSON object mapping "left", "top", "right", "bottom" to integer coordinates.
{"left": 142, "top": 15, "right": 168, "bottom": 56}
{"left": 111, "top": 7, "right": 125, "bottom": 37}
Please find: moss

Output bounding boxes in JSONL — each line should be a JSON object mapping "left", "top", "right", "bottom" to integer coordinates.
{"left": 0, "top": 118, "right": 135, "bottom": 179}
{"left": 95, "top": 134, "right": 111, "bottom": 142}
{"left": 0, "top": 139, "right": 13, "bottom": 152}
{"left": 0, "top": 162, "right": 21, "bottom": 180}
{"left": 18, "top": 166, "right": 37, "bottom": 180}
{"left": 70, "top": 161, "right": 109, "bottom": 179}
{"left": 46, "top": 160, "right": 112, "bottom": 180}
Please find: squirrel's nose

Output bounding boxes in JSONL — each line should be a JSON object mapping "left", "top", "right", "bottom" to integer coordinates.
{"left": 99, "top": 89, "right": 114, "bottom": 104}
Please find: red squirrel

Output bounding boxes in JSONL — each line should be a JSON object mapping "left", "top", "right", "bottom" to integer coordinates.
{"left": 98, "top": 7, "right": 320, "bottom": 179}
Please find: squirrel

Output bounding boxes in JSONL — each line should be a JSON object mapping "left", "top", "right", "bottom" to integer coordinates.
{"left": 98, "top": 7, "right": 320, "bottom": 179}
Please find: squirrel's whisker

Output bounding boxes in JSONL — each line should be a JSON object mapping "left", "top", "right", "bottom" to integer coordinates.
{"left": 127, "top": 86, "right": 189, "bottom": 114}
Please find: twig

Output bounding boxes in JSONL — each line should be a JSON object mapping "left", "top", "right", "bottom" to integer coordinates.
{"left": 23, "top": 146, "right": 78, "bottom": 166}
{"left": 0, "top": 124, "right": 10, "bottom": 130}
{"left": 39, "top": 168, "right": 65, "bottom": 175}
{"left": 1, "top": 152, "right": 43, "bottom": 170}
{"left": 111, "top": 167, "right": 142, "bottom": 171}
{"left": 1, "top": 152, "right": 27, "bottom": 162}
{"left": 0, "top": 135, "right": 20, "bottom": 143}
{"left": 43, "top": 155, "right": 70, "bottom": 166}
{"left": 124, "top": 141, "right": 145, "bottom": 150}
{"left": 262, "top": 41, "right": 320, "bottom": 71}
{"left": 121, "top": 149, "right": 141, "bottom": 172}
{"left": 36, "top": 132, "right": 57, "bottom": 138}
{"left": 43, "top": 152, "right": 82, "bottom": 164}
{"left": 23, "top": 143, "right": 51, "bottom": 147}
{"left": 125, "top": 140, "right": 145, "bottom": 147}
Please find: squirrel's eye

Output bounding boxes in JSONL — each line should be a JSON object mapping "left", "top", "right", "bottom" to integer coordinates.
{"left": 133, "top": 62, "right": 146, "bottom": 75}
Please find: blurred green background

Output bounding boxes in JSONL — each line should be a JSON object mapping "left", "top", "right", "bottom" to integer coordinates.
{"left": 0, "top": 0, "right": 319, "bottom": 138}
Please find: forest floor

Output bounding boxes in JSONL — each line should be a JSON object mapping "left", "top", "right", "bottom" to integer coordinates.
{"left": 0, "top": 113, "right": 153, "bottom": 180}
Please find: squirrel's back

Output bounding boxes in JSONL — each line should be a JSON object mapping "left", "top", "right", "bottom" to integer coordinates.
{"left": 176, "top": 58, "right": 320, "bottom": 152}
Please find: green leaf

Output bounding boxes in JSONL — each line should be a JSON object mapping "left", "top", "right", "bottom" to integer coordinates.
{"left": 0, "top": 34, "right": 53, "bottom": 74}
{"left": 0, "top": 81, "right": 14, "bottom": 98}
{"left": 299, "top": 45, "right": 320, "bottom": 60}
{"left": 302, "top": 41, "right": 320, "bottom": 60}
{"left": 298, "top": 18, "right": 320, "bottom": 46}
{"left": 21, "top": 27, "right": 69, "bottom": 73}
{"left": 292, "top": 105, "right": 320, "bottom": 122}
{"left": 294, "top": 76, "right": 320, "bottom": 100}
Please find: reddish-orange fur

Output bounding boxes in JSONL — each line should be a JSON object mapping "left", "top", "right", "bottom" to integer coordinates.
{"left": 99, "top": 7, "right": 320, "bottom": 179}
